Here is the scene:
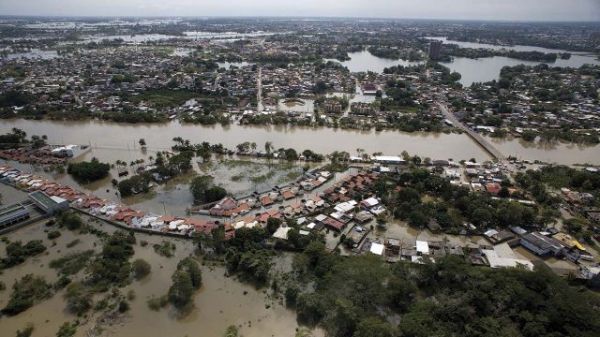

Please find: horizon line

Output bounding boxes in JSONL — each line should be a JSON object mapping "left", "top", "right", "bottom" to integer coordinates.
{"left": 1, "top": 14, "right": 599, "bottom": 24}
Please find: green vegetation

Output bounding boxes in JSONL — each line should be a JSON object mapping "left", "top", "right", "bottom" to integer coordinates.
{"left": 224, "top": 228, "right": 274, "bottom": 286}
{"left": 376, "top": 168, "right": 551, "bottom": 232}
{"left": 16, "top": 323, "right": 34, "bottom": 337}
{"left": 153, "top": 240, "right": 176, "bottom": 258}
{"left": 56, "top": 322, "right": 77, "bottom": 337}
{"left": 190, "top": 175, "right": 228, "bottom": 204}
{"left": 223, "top": 325, "right": 239, "bottom": 337}
{"left": 2, "top": 274, "right": 52, "bottom": 315}
{"left": 49, "top": 250, "right": 95, "bottom": 276}
{"left": 65, "top": 239, "right": 80, "bottom": 248}
{"left": 87, "top": 231, "right": 135, "bottom": 290}
{"left": 289, "top": 242, "right": 600, "bottom": 337}
{"left": 47, "top": 230, "right": 61, "bottom": 240}
{"left": 57, "top": 212, "right": 83, "bottom": 231}
{"left": 0, "top": 128, "right": 28, "bottom": 149}
{"left": 516, "top": 165, "right": 600, "bottom": 241}
{"left": 117, "top": 174, "right": 150, "bottom": 198}
{"left": 129, "top": 89, "right": 199, "bottom": 108}
{"left": 147, "top": 295, "right": 168, "bottom": 311}
{"left": 67, "top": 158, "right": 110, "bottom": 182}
{"left": 0, "top": 90, "right": 33, "bottom": 108}
{"left": 132, "top": 258, "right": 152, "bottom": 280}
{"left": 118, "top": 174, "right": 151, "bottom": 197}
{"left": 168, "top": 257, "right": 202, "bottom": 310}
{"left": 1, "top": 240, "right": 46, "bottom": 269}
{"left": 64, "top": 282, "right": 92, "bottom": 316}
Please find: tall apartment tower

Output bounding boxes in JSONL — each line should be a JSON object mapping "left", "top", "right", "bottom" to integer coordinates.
{"left": 429, "top": 40, "right": 443, "bottom": 60}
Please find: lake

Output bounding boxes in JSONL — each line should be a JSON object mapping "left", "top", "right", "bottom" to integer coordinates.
{"left": 326, "top": 50, "right": 425, "bottom": 73}
{"left": 427, "top": 37, "right": 600, "bottom": 86}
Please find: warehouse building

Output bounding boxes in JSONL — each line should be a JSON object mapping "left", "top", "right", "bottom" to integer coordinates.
{"left": 28, "top": 191, "right": 69, "bottom": 215}
{"left": 0, "top": 203, "right": 30, "bottom": 229}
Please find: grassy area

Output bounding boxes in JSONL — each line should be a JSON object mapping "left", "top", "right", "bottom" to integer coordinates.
{"left": 130, "top": 89, "right": 199, "bottom": 108}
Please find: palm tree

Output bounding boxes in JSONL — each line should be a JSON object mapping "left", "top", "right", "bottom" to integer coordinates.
{"left": 264, "top": 141, "right": 273, "bottom": 168}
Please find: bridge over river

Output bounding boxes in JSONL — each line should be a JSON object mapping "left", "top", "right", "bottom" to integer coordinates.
{"left": 437, "top": 102, "right": 505, "bottom": 161}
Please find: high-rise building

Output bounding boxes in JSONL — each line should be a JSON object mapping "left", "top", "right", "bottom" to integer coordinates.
{"left": 429, "top": 40, "right": 443, "bottom": 60}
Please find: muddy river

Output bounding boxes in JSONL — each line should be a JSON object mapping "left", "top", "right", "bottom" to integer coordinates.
{"left": 3, "top": 119, "right": 599, "bottom": 165}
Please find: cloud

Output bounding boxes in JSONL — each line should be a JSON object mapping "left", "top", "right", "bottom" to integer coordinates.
{"left": 1, "top": 0, "right": 598, "bottom": 21}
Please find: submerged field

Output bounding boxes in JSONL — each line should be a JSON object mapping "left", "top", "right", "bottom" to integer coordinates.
{"left": 0, "top": 216, "right": 321, "bottom": 337}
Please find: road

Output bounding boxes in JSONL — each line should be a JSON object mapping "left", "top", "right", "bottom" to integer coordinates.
{"left": 436, "top": 102, "right": 505, "bottom": 160}
{"left": 257, "top": 66, "right": 263, "bottom": 113}
{"left": 436, "top": 101, "right": 517, "bottom": 177}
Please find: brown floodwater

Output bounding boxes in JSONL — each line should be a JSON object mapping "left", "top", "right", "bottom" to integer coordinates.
{"left": 2, "top": 119, "right": 598, "bottom": 165}
{"left": 486, "top": 135, "right": 600, "bottom": 166}
{"left": 1, "top": 157, "right": 310, "bottom": 218}
{"left": 0, "top": 218, "right": 323, "bottom": 337}
{"left": 1, "top": 119, "right": 491, "bottom": 162}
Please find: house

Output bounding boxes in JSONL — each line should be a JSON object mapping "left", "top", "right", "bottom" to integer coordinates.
{"left": 260, "top": 195, "right": 274, "bottom": 207}
{"left": 385, "top": 239, "right": 401, "bottom": 255}
{"left": 416, "top": 241, "right": 430, "bottom": 255}
{"left": 210, "top": 197, "right": 238, "bottom": 217}
{"left": 272, "top": 226, "right": 292, "bottom": 240}
{"left": 370, "top": 242, "right": 385, "bottom": 256}
{"left": 580, "top": 265, "right": 600, "bottom": 280}
{"left": 485, "top": 183, "right": 502, "bottom": 195}
{"left": 321, "top": 216, "right": 346, "bottom": 231}
{"left": 553, "top": 232, "right": 586, "bottom": 252}
{"left": 373, "top": 156, "right": 405, "bottom": 165}
{"left": 360, "top": 197, "right": 379, "bottom": 209}
{"left": 355, "top": 211, "right": 374, "bottom": 223}
{"left": 482, "top": 244, "right": 533, "bottom": 271}
{"left": 520, "top": 232, "right": 564, "bottom": 256}
{"left": 281, "top": 189, "right": 296, "bottom": 200}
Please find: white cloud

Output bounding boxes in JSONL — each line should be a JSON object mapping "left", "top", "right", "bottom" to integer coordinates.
{"left": 0, "top": 0, "right": 598, "bottom": 21}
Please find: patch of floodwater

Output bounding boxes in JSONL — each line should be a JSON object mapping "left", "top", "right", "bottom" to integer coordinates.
{"left": 0, "top": 217, "right": 323, "bottom": 337}
{"left": 426, "top": 37, "right": 600, "bottom": 86}
{"left": 183, "top": 31, "right": 281, "bottom": 40}
{"left": 217, "top": 61, "right": 254, "bottom": 69}
{"left": 2, "top": 49, "right": 59, "bottom": 60}
{"left": 325, "top": 50, "right": 425, "bottom": 73}
{"left": 277, "top": 98, "right": 315, "bottom": 113}
{"left": 171, "top": 48, "right": 195, "bottom": 57}
{"left": 80, "top": 34, "right": 180, "bottom": 44}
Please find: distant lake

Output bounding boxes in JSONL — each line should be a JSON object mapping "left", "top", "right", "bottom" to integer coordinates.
{"left": 2, "top": 49, "right": 59, "bottom": 60}
{"left": 183, "top": 31, "right": 280, "bottom": 40}
{"left": 326, "top": 50, "right": 425, "bottom": 73}
{"left": 80, "top": 34, "right": 180, "bottom": 43}
{"left": 427, "top": 37, "right": 600, "bottom": 86}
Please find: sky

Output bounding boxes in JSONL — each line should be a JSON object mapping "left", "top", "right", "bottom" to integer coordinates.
{"left": 1, "top": 0, "right": 599, "bottom": 22}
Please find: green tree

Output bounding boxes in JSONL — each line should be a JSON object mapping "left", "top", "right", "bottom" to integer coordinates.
{"left": 56, "top": 322, "right": 77, "bottom": 337}
{"left": 168, "top": 270, "right": 194, "bottom": 309}
{"left": 132, "top": 259, "right": 152, "bottom": 280}
{"left": 353, "top": 317, "right": 395, "bottom": 337}
{"left": 67, "top": 158, "right": 110, "bottom": 182}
